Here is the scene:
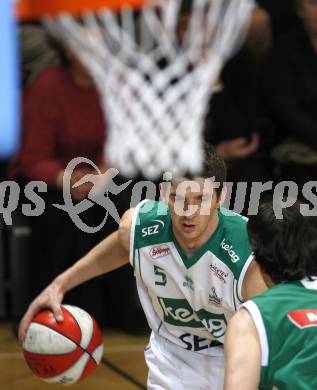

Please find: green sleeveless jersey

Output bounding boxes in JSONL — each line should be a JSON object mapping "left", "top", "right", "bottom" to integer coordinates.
{"left": 130, "top": 200, "right": 253, "bottom": 356}
{"left": 243, "top": 279, "right": 317, "bottom": 389}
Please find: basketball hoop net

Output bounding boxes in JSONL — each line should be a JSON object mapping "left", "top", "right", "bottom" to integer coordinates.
{"left": 19, "top": 0, "right": 254, "bottom": 179}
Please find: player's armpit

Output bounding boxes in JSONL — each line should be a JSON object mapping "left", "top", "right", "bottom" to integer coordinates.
{"left": 224, "top": 308, "right": 261, "bottom": 390}
{"left": 118, "top": 208, "right": 135, "bottom": 251}
{"left": 241, "top": 259, "right": 268, "bottom": 301}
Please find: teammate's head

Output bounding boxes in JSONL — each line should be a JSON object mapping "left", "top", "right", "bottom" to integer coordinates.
{"left": 247, "top": 200, "right": 317, "bottom": 284}
{"left": 163, "top": 143, "right": 227, "bottom": 243}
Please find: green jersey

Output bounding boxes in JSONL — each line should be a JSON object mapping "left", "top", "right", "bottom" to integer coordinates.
{"left": 243, "top": 279, "right": 317, "bottom": 390}
{"left": 130, "top": 200, "right": 253, "bottom": 356}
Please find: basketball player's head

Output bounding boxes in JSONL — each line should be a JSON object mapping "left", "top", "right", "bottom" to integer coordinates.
{"left": 192, "top": 142, "right": 227, "bottom": 198}
{"left": 247, "top": 200, "right": 317, "bottom": 285}
{"left": 163, "top": 143, "right": 227, "bottom": 242}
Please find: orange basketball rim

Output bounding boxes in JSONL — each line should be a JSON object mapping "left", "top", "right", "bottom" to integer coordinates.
{"left": 17, "top": 0, "right": 149, "bottom": 20}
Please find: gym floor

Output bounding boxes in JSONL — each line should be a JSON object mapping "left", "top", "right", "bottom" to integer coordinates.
{"left": 0, "top": 322, "right": 148, "bottom": 390}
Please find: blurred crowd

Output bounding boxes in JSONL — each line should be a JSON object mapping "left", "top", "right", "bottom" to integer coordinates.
{"left": 1, "top": 0, "right": 317, "bottom": 334}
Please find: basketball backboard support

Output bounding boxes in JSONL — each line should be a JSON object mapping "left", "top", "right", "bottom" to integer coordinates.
{"left": 0, "top": 0, "right": 20, "bottom": 159}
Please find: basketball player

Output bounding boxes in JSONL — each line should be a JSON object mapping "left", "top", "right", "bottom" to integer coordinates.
{"left": 19, "top": 144, "right": 267, "bottom": 389}
{"left": 224, "top": 200, "right": 317, "bottom": 389}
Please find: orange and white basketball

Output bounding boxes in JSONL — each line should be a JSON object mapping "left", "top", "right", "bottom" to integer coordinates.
{"left": 22, "top": 305, "right": 104, "bottom": 385}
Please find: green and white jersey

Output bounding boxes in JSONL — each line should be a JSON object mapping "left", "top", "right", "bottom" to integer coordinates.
{"left": 130, "top": 200, "right": 253, "bottom": 356}
{"left": 243, "top": 279, "right": 317, "bottom": 390}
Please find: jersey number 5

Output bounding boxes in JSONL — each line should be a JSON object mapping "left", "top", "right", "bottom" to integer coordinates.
{"left": 154, "top": 266, "right": 167, "bottom": 286}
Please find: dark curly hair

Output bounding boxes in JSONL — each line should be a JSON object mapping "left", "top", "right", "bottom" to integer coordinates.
{"left": 247, "top": 200, "right": 317, "bottom": 284}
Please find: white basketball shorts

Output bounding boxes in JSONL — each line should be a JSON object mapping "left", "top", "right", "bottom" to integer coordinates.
{"left": 144, "top": 332, "right": 225, "bottom": 390}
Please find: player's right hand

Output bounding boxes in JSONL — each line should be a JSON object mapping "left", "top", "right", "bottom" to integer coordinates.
{"left": 18, "top": 281, "right": 65, "bottom": 344}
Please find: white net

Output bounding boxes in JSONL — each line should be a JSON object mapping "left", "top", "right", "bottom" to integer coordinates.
{"left": 45, "top": 0, "right": 254, "bottom": 179}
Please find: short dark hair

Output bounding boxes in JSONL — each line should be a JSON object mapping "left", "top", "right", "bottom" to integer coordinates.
{"left": 184, "top": 143, "right": 227, "bottom": 198}
{"left": 247, "top": 200, "right": 317, "bottom": 284}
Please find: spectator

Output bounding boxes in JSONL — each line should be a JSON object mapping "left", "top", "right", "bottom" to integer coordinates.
{"left": 205, "top": 46, "right": 272, "bottom": 215}
{"left": 260, "top": 0, "right": 317, "bottom": 190}
{"left": 247, "top": 6, "right": 273, "bottom": 58}
{"left": 257, "top": 0, "right": 299, "bottom": 38}
{"left": 19, "top": 24, "right": 61, "bottom": 87}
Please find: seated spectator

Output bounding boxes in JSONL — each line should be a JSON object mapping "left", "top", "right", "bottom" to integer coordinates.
{"left": 204, "top": 46, "right": 272, "bottom": 215}
{"left": 257, "top": 0, "right": 299, "bottom": 38}
{"left": 19, "top": 24, "right": 61, "bottom": 87}
{"left": 260, "top": 0, "right": 317, "bottom": 190}
{"left": 247, "top": 6, "right": 273, "bottom": 58}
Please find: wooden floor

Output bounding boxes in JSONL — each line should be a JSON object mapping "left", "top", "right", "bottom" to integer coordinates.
{"left": 0, "top": 322, "right": 148, "bottom": 390}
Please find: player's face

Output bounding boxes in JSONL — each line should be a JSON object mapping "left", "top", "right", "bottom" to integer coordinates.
{"left": 168, "top": 177, "right": 221, "bottom": 243}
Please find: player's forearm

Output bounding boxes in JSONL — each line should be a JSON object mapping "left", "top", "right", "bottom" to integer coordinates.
{"left": 54, "top": 231, "right": 129, "bottom": 294}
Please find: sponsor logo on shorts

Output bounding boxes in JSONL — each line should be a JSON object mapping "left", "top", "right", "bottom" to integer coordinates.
{"left": 179, "top": 333, "right": 223, "bottom": 352}
{"left": 220, "top": 238, "right": 240, "bottom": 263}
{"left": 209, "top": 263, "right": 228, "bottom": 284}
{"left": 208, "top": 287, "right": 222, "bottom": 306}
{"left": 150, "top": 245, "right": 171, "bottom": 259}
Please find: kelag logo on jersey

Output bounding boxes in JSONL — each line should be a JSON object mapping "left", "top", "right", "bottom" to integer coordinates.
{"left": 150, "top": 245, "right": 171, "bottom": 259}
{"left": 141, "top": 219, "right": 165, "bottom": 237}
{"left": 157, "top": 297, "right": 227, "bottom": 338}
{"left": 288, "top": 309, "right": 317, "bottom": 329}
{"left": 220, "top": 238, "right": 240, "bottom": 263}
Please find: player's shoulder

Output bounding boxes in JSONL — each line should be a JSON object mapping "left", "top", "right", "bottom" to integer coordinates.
{"left": 219, "top": 207, "right": 248, "bottom": 228}
{"left": 119, "top": 203, "right": 167, "bottom": 251}
{"left": 218, "top": 208, "right": 251, "bottom": 256}
{"left": 131, "top": 199, "right": 171, "bottom": 247}
{"left": 120, "top": 208, "right": 135, "bottom": 229}
{"left": 229, "top": 306, "right": 255, "bottom": 332}
{"left": 207, "top": 208, "right": 252, "bottom": 279}
{"left": 220, "top": 208, "right": 249, "bottom": 242}
{"left": 134, "top": 199, "right": 169, "bottom": 225}
{"left": 118, "top": 208, "right": 135, "bottom": 251}
{"left": 252, "top": 281, "right": 302, "bottom": 303}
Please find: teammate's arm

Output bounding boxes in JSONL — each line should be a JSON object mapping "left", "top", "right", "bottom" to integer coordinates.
{"left": 242, "top": 259, "right": 268, "bottom": 301}
{"left": 18, "top": 208, "right": 135, "bottom": 342}
{"left": 224, "top": 308, "right": 261, "bottom": 390}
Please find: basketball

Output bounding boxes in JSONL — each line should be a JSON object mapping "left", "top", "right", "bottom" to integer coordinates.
{"left": 22, "top": 305, "right": 104, "bottom": 385}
